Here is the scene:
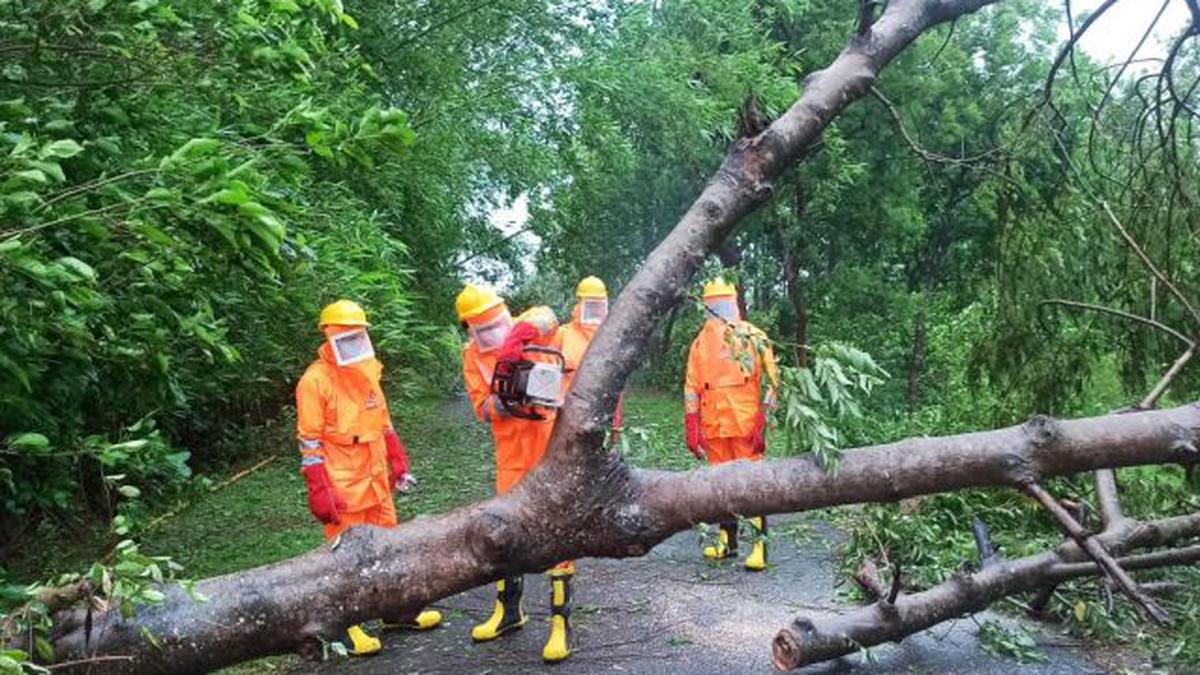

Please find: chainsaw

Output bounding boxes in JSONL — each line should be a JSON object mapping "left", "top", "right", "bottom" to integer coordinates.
{"left": 491, "top": 345, "right": 569, "bottom": 420}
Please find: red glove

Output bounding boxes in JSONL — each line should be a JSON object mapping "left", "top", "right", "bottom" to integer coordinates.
{"left": 751, "top": 411, "right": 767, "bottom": 455}
{"left": 496, "top": 321, "right": 540, "bottom": 365}
{"left": 611, "top": 395, "right": 624, "bottom": 445}
{"left": 301, "top": 461, "right": 346, "bottom": 525}
{"left": 384, "top": 428, "right": 410, "bottom": 490}
{"left": 685, "top": 412, "right": 705, "bottom": 460}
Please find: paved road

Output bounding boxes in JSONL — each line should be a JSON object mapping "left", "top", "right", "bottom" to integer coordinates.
{"left": 294, "top": 516, "right": 1124, "bottom": 675}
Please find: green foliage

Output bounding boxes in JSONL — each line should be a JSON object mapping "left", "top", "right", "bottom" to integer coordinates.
{"left": 977, "top": 620, "right": 1048, "bottom": 664}
{"left": 0, "top": 0, "right": 438, "bottom": 528}
{"left": 775, "top": 343, "right": 887, "bottom": 471}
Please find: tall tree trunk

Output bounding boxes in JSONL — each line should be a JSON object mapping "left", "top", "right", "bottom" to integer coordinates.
{"left": 907, "top": 305, "right": 926, "bottom": 416}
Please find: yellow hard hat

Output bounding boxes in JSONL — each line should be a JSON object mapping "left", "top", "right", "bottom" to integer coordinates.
{"left": 456, "top": 284, "right": 504, "bottom": 322}
{"left": 319, "top": 299, "right": 369, "bottom": 328}
{"left": 576, "top": 276, "right": 607, "bottom": 299}
{"left": 702, "top": 277, "right": 737, "bottom": 299}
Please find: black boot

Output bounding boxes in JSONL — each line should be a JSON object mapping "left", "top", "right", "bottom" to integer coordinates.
{"left": 471, "top": 576, "right": 528, "bottom": 641}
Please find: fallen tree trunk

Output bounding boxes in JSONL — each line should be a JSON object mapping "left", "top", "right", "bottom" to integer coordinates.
{"left": 771, "top": 512, "right": 1200, "bottom": 670}
{"left": 47, "top": 404, "right": 1200, "bottom": 672}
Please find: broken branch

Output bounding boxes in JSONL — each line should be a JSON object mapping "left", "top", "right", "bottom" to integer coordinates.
{"left": 1023, "top": 482, "right": 1172, "bottom": 625}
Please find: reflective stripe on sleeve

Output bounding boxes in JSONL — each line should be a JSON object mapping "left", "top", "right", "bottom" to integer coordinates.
{"left": 300, "top": 455, "right": 325, "bottom": 467}
{"left": 299, "top": 438, "right": 322, "bottom": 450}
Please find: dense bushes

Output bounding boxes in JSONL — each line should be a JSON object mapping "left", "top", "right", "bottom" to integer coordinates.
{"left": 0, "top": 0, "right": 449, "bottom": 533}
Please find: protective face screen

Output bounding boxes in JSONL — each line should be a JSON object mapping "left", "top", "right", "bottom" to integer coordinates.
{"left": 330, "top": 329, "right": 375, "bottom": 367}
{"left": 706, "top": 298, "right": 739, "bottom": 322}
{"left": 581, "top": 299, "right": 608, "bottom": 325}
{"left": 472, "top": 312, "right": 513, "bottom": 353}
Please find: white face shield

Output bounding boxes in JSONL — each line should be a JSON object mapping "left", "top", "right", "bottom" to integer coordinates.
{"left": 705, "top": 297, "right": 740, "bottom": 322}
{"left": 329, "top": 329, "right": 375, "bottom": 367}
{"left": 470, "top": 310, "right": 513, "bottom": 353}
{"left": 580, "top": 299, "right": 608, "bottom": 326}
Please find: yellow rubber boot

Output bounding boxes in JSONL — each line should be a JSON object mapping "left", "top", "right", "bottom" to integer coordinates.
{"left": 338, "top": 623, "right": 382, "bottom": 656}
{"left": 702, "top": 521, "right": 738, "bottom": 560}
{"left": 383, "top": 608, "right": 443, "bottom": 631}
{"left": 471, "top": 577, "right": 527, "bottom": 642}
{"left": 744, "top": 516, "right": 768, "bottom": 571}
{"left": 542, "top": 566, "right": 574, "bottom": 663}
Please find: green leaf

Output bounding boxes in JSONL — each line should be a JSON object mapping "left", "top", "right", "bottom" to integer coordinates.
{"left": 57, "top": 256, "right": 96, "bottom": 279}
{"left": 13, "top": 169, "right": 47, "bottom": 184}
{"left": 144, "top": 187, "right": 176, "bottom": 202}
{"left": 43, "top": 119, "right": 75, "bottom": 134}
{"left": 237, "top": 201, "right": 270, "bottom": 218}
{"left": 208, "top": 187, "right": 249, "bottom": 206}
{"left": 160, "top": 138, "right": 221, "bottom": 168}
{"left": 0, "top": 655, "right": 26, "bottom": 675}
{"left": 31, "top": 160, "right": 65, "bottom": 183}
{"left": 34, "top": 636, "right": 54, "bottom": 662}
{"left": 8, "top": 432, "right": 49, "bottom": 451}
{"left": 0, "top": 353, "right": 31, "bottom": 392}
{"left": 117, "top": 485, "right": 142, "bottom": 498}
{"left": 39, "top": 139, "right": 84, "bottom": 159}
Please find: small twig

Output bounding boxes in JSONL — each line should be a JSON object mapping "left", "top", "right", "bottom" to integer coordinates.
{"left": 870, "top": 87, "right": 999, "bottom": 166}
{"left": 1139, "top": 344, "right": 1196, "bottom": 410}
{"left": 46, "top": 655, "right": 134, "bottom": 670}
{"left": 1038, "top": 299, "right": 1193, "bottom": 348}
{"left": 37, "top": 169, "right": 160, "bottom": 211}
{"left": 1099, "top": 200, "right": 1200, "bottom": 330}
{"left": 1026, "top": 0, "right": 1121, "bottom": 128}
{"left": 886, "top": 557, "right": 902, "bottom": 604}
{"left": 208, "top": 455, "right": 276, "bottom": 493}
{"left": 852, "top": 560, "right": 886, "bottom": 601}
{"left": 1023, "top": 482, "right": 1172, "bottom": 625}
{"left": 857, "top": 0, "right": 882, "bottom": 35}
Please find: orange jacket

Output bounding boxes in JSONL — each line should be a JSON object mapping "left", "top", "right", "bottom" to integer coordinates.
{"left": 463, "top": 306, "right": 559, "bottom": 493}
{"left": 556, "top": 309, "right": 624, "bottom": 430}
{"left": 685, "top": 319, "right": 778, "bottom": 439}
{"left": 296, "top": 343, "right": 392, "bottom": 513}
{"left": 556, "top": 312, "right": 595, "bottom": 394}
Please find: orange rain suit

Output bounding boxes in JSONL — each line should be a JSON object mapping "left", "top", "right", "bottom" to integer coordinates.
{"left": 556, "top": 305, "right": 595, "bottom": 394}
{"left": 556, "top": 304, "right": 623, "bottom": 431}
{"left": 296, "top": 342, "right": 397, "bottom": 539}
{"left": 463, "top": 306, "right": 560, "bottom": 493}
{"left": 684, "top": 318, "right": 778, "bottom": 465}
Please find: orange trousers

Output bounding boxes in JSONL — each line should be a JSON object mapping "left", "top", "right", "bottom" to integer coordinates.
{"left": 323, "top": 500, "right": 398, "bottom": 540}
{"left": 705, "top": 436, "right": 761, "bottom": 465}
{"left": 493, "top": 416, "right": 555, "bottom": 494}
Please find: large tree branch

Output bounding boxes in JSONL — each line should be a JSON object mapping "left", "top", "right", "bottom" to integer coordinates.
{"left": 771, "top": 510, "right": 1200, "bottom": 670}
{"left": 635, "top": 404, "right": 1200, "bottom": 532}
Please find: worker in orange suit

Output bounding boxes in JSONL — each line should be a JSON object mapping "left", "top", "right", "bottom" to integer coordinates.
{"left": 296, "top": 300, "right": 442, "bottom": 657}
{"left": 456, "top": 284, "right": 575, "bottom": 662}
{"left": 556, "top": 276, "right": 623, "bottom": 445}
{"left": 684, "top": 278, "right": 778, "bottom": 571}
